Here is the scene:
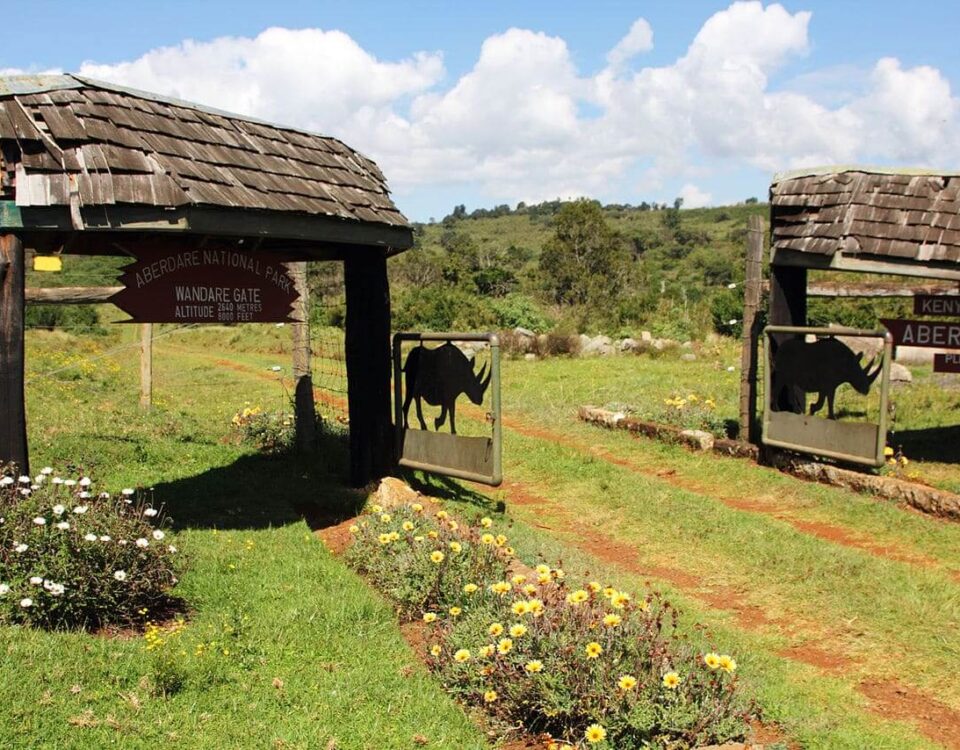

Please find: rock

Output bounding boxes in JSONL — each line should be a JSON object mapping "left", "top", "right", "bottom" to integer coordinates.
{"left": 681, "top": 353, "right": 697, "bottom": 362}
{"left": 889, "top": 362, "right": 913, "bottom": 383}
{"left": 679, "top": 429, "right": 715, "bottom": 451}
{"left": 523, "top": 353, "right": 538, "bottom": 361}
{"left": 682, "top": 341, "right": 693, "bottom": 349}
{"left": 513, "top": 326, "right": 535, "bottom": 340}
{"left": 640, "top": 330, "right": 653, "bottom": 342}
{"left": 621, "top": 337, "right": 640, "bottom": 352}
{"left": 373, "top": 476, "right": 420, "bottom": 508}
{"left": 582, "top": 335, "right": 614, "bottom": 356}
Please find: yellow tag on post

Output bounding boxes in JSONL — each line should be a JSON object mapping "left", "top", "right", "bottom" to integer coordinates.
{"left": 33, "top": 255, "right": 63, "bottom": 272}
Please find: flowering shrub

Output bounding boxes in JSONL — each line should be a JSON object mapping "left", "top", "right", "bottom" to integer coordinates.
{"left": 0, "top": 468, "right": 179, "bottom": 630}
{"left": 608, "top": 393, "right": 728, "bottom": 438}
{"left": 346, "top": 499, "right": 751, "bottom": 748}
{"left": 231, "top": 405, "right": 296, "bottom": 454}
{"left": 345, "top": 502, "right": 509, "bottom": 617}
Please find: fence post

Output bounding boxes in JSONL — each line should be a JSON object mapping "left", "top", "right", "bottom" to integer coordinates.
{"left": 0, "top": 233, "right": 28, "bottom": 472}
{"left": 739, "top": 215, "right": 764, "bottom": 443}
{"left": 288, "top": 261, "right": 316, "bottom": 453}
{"left": 139, "top": 323, "right": 152, "bottom": 410}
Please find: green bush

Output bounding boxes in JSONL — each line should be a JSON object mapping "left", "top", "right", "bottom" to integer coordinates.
{"left": 24, "top": 303, "right": 105, "bottom": 334}
{"left": 393, "top": 285, "right": 495, "bottom": 332}
{"left": 0, "top": 469, "right": 179, "bottom": 630}
{"left": 231, "top": 405, "right": 296, "bottom": 454}
{"left": 490, "top": 294, "right": 553, "bottom": 332}
{"left": 345, "top": 499, "right": 752, "bottom": 748}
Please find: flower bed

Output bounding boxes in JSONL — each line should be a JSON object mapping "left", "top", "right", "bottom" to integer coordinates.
{"left": 345, "top": 498, "right": 752, "bottom": 748}
{"left": 0, "top": 468, "right": 179, "bottom": 630}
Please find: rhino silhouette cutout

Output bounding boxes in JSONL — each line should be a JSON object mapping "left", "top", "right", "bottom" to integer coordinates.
{"left": 402, "top": 343, "right": 491, "bottom": 434}
{"left": 771, "top": 337, "right": 882, "bottom": 420}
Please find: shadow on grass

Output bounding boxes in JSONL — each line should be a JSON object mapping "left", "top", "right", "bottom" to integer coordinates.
{"left": 891, "top": 424, "right": 960, "bottom": 464}
{"left": 154, "top": 430, "right": 366, "bottom": 532}
{"left": 402, "top": 469, "right": 503, "bottom": 512}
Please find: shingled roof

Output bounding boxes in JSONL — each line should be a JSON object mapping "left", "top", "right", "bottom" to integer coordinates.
{"left": 0, "top": 74, "right": 410, "bottom": 250}
{"left": 770, "top": 167, "right": 960, "bottom": 264}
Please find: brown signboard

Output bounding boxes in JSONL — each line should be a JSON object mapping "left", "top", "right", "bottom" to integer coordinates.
{"left": 110, "top": 248, "right": 300, "bottom": 323}
{"left": 880, "top": 319, "right": 960, "bottom": 350}
{"left": 913, "top": 295, "right": 960, "bottom": 317}
{"left": 934, "top": 353, "right": 960, "bottom": 373}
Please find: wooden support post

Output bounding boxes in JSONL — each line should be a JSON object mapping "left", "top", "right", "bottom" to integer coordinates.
{"left": 0, "top": 233, "right": 28, "bottom": 473}
{"left": 288, "top": 261, "right": 316, "bottom": 453}
{"left": 768, "top": 261, "right": 808, "bottom": 412}
{"left": 139, "top": 323, "right": 152, "bottom": 410}
{"left": 739, "top": 215, "right": 764, "bottom": 443}
{"left": 344, "top": 252, "right": 393, "bottom": 487}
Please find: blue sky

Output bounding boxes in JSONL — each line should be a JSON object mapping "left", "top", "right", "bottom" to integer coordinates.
{"left": 5, "top": 1, "right": 960, "bottom": 220}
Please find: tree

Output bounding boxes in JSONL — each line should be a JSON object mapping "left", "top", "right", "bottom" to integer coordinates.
{"left": 538, "top": 200, "right": 632, "bottom": 306}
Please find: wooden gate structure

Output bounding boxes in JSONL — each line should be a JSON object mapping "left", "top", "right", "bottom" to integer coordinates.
{"left": 745, "top": 166, "right": 960, "bottom": 458}
{"left": 0, "top": 74, "right": 412, "bottom": 486}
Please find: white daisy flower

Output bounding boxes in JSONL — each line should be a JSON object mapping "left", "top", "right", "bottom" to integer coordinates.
{"left": 14, "top": 543, "right": 28, "bottom": 553}
{"left": 29, "top": 576, "right": 43, "bottom": 585}
{"left": 113, "top": 570, "right": 127, "bottom": 582}
{"left": 143, "top": 508, "right": 158, "bottom": 517}
{"left": 19, "top": 488, "right": 31, "bottom": 496}
{"left": 32, "top": 517, "right": 46, "bottom": 526}
{"left": 64, "top": 479, "right": 76, "bottom": 487}
{"left": 167, "top": 545, "right": 177, "bottom": 554}
{"left": 0, "top": 583, "right": 9, "bottom": 595}
{"left": 99, "top": 535, "right": 111, "bottom": 542}
{"left": 20, "top": 597, "right": 33, "bottom": 608}
{"left": 52, "top": 505, "right": 65, "bottom": 516}
{"left": 78, "top": 491, "right": 91, "bottom": 499}
{"left": 79, "top": 477, "right": 92, "bottom": 487}
{"left": 34, "top": 474, "right": 45, "bottom": 483}
{"left": 117, "top": 539, "right": 128, "bottom": 546}
{"left": 52, "top": 477, "right": 64, "bottom": 485}
{"left": 18, "top": 475, "right": 31, "bottom": 484}
{"left": 0, "top": 476, "right": 13, "bottom": 486}
{"left": 73, "top": 505, "right": 88, "bottom": 514}
{"left": 99, "top": 492, "right": 110, "bottom": 499}
{"left": 55, "top": 521, "right": 70, "bottom": 530}
{"left": 121, "top": 488, "right": 135, "bottom": 496}
{"left": 135, "top": 538, "right": 149, "bottom": 548}
{"left": 41, "top": 467, "right": 53, "bottom": 475}
{"left": 83, "top": 533, "right": 97, "bottom": 542}
{"left": 152, "top": 530, "right": 165, "bottom": 541}
{"left": 50, "top": 583, "right": 65, "bottom": 596}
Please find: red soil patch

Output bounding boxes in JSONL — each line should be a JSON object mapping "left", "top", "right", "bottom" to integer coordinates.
{"left": 399, "top": 620, "right": 432, "bottom": 664}
{"left": 777, "top": 643, "right": 856, "bottom": 673}
{"left": 858, "top": 679, "right": 960, "bottom": 750}
{"left": 314, "top": 517, "right": 357, "bottom": 556}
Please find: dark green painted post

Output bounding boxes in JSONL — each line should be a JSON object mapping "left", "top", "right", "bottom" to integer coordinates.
{"left": 0, "top": 232, "right": 28, "bottom": 473}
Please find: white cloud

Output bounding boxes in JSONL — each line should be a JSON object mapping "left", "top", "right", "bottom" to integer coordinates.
{"left": 33, "top": 1, "right": 959, "bottom": 214}
{"left": 606, "top": 18, "right": 654, "bottom": 69}
{"left": 679, "top": 184, "right": 713, "bottom": 209}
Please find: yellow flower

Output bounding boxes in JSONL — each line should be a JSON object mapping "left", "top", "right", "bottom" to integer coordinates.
{"left": 378, "top": 533, "right": 391, "bottom": 545}
{"left": 402, "top": 521, "right": 415, "bottom": 532}
{"left": 483, "top": 690, "right": 498, "bottom": 703}
{"left": 436, "top": 510, "right": 448, "bottom": 520}
{"left": 523, "top": 584, "right": 537, "bottom": 596}
{"left": 602, "top": 613, "right": 622, "bottom": 628}
{"left": 537, "top": 573, "right": 552, "bottom": 585}
{"left": 704, "top": 652, "right": 721, "bottom": 670}
{"left": 585, "top": 642, "right": 603, "bottom": 659}
{"left": 611, "top": 592, "right": 631, "bottom": 609}
{"left": 488, "top": 622, "right": 504, "bottom": 637}
{"left": 552, "top": 568, "right": 565, "bottom": 579}
{"left": 422, "top": 612, "right": 437, "bottom": 624}
{"left": 388, "top": 531, "right": 400, "bottom": 542}
{"left": 490, "top": 581, "right": 512, "bottom": 595}
{"left": 636, "top": 598, "right": 649, "bottom": 612}
{"left": 509, "top": 623, "right": 528, "bottom": 638}
{"left": 511, "top": 574, "right": 527, "bottom": 585}
{"left": 566, "top": 589, "right": 589, "bottom": 606}
{"left": 884, "top": 446, "right": 895, "bottom": 457}
{"left": 481, "top": 533, "right": 496, "bottom": 545}
{"left": 449, "top": 606, "right": 462, "bottom": 618}
{"left": 584, "top": 724, "right": 607, "bottom": 744}
{"left": 588, "top": 581, "right": 602, "bottom": 593}
{"left": 495, "top": 534, "right": 507, "bottom": 546}
{"left": 603, "top": 586, "right": 617, "bottom": 599}
{"left": 505, "top": 547, "right": 515, "bottom": 556}
{"left": 479, "top": 644, "right": 495, "bottom": 658}
{"left": 427, "top": 530, "right": 439, "bottom": 539}
{"left": 430, "top": 644, "right": 442, "bottom": 657}
{"left": 480, "top": 517, "right": 493, "bottom": 528}
{"left": 618, "top": 674, "right": 638, "bottom": 691}
{"left": 464, "top": 583, "right": 479, "bottom": 595}
{"left": 527, "top": 599, "right": 545, "bottom": 617}
{"left": 449, "top": 541, "right": 462, "bottom": 554}
{"left": 525, "top": 660, "right": 544, "bottom": 673}
{"left": 718, "top": 655, "right": 737, "bottom": 674}
{"left": 370, "top": 504, "right": 383, "bottom": 514}
{"left": 411, "top": 503, "right": 424, "bottom": 513}
{"left": 512, "top": 600, "right": 530, "bottom": 616}
{"left": 497, "top": 638, "right": 513, "bottom": 654}
{"left": 348, "top": 525, "right": 359, "bottom": 534}
{"left": 414, "top": 535, "right": 424, "bottom": 543}
{"left": 535, "top": 564, "right": 551, "bottom": 576}
{"left": 430, "top": 550, "right": 445, "bottom": 564}
{"left": 454, "top": 648, "right": 471, "bottom": 663}
{"left": 662, "top": 671, "right": 681, "bottom": 689}
{"left": 380, "top": 513, "right": 392, "bottom": 523}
